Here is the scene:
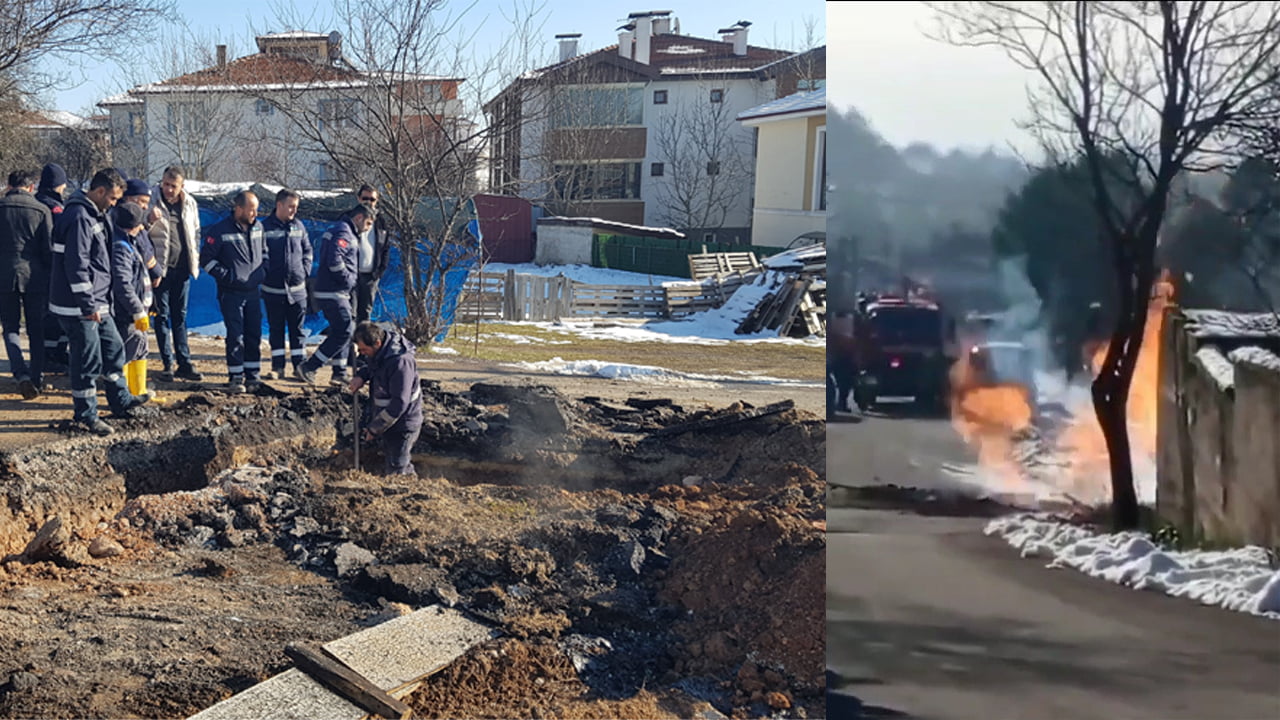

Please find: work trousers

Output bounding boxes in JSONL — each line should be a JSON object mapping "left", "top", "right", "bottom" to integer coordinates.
{"left": 303, "top": 296, "right": 352, "bottom": 378}
{"left": 263, "top": 294, "right": 306, "bottom": 373}
{"left": 0, "top": 289, "right": 45, "bottom": 382}
{"left": 60, "top": 315, "right": 133, "bottom": 424}
{"left": 217, "top": 288, "right": 263, "bottom": 380}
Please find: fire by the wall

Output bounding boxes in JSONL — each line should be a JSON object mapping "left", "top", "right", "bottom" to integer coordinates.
{"left": 948, "top": 270, "right": 1176, "bottom": 504}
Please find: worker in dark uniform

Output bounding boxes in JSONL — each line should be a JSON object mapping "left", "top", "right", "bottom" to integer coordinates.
{"left": 260, "top": 188, "right": 312, "bottom": 380}
{"left": 298, "top": 204, "right": 375, "bottom": 386}
{"left": 349, "top": 321, "right": 423, "bottom": 476}
{"left": 198, "top": 189, "right": 267, "bottom": 394}
{"left": 35, "top": 163, "right": 69, "bottom": 374}
{"left": 109, "top": 202, "right": 157, "bottom": 399}
{"left": 48, "top": 168, "right": 149, "bottom": 436}
{"left": 0, "top": 169, "right": 54, "bottom": 399}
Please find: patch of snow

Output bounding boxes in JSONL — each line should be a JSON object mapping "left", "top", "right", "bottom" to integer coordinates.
{"left": 473, "top": 332, "right": 572, "bottom": 345}
{"left": 1228, "top": 345, "right": 1280, "bottom": 373}
{"left": 429, "top": 345, "right": 458, "bottom": 355}
{"left": 986, "top": 513, "right": 1280, "bottom": 619}
{"left": 660, "top": 45, "right": 706, "bottom": 55}
{"left": 1195, "top": 346, "right": 1236, "bottom": 389}
{"left": 184, "top": 181, "right": 256, "bottom": 196}
{"left": 507, "top": 357, "right": 820, "bottom": 388}
{"left": 1183, "top": 310, "right": 1280, "bottom": 339}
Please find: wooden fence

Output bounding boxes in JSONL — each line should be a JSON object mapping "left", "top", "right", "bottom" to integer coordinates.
{"left": 455, "top": 269, "right": 752, "bottom": 323}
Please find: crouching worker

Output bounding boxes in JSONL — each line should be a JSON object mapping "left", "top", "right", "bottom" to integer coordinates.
{"left": 348, "top": 322, "right": 423, "bottom": 476}
{"left": 110, "top": 202, "right": 159, "bottom": 400}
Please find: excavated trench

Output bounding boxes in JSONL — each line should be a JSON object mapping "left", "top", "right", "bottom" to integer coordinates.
{"left": 0, "top": 382, "right": 825, "bottom": 719}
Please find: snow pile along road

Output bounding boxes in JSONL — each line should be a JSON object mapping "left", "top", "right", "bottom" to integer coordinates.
{"left": 986, "top": 513, "right": 1280, "bottom": 619}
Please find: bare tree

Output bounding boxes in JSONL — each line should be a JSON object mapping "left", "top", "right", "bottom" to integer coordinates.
{"left": 0, "top": 92, "right": 39, "bottom": 171}
{"left": 263, "top": 0, "right": 552, "bottom": 341}
{"left": 650, "top": 82, "right": 754, "bottom": 234}
{"left": 930, "top": 1, "right": 1280, "bottom": 529}
{"left": 0, "top": 0, "right": 173, "bottom": 97}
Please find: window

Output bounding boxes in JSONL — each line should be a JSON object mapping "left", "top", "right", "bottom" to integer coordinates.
{"left": 706, "top": 161, "right": 720, "bottom": 176}
{"left": 255, "top": 99, "right": 275, "bottom": 116}
{"left": 703, "top": 232, "right": 716, "bottom": 243}
{"left": 709, "top": 88, "right": 724, "bottom": 103}
{"left": 128, "top": 112, "right": 144, "bottom": 138}
{"left": 551, "top": 86, "right": 643, "bottom": 128}
{"left": 812, "top": 126, "right": 827, "bottom": 211}
{"left": 165, "top": 101, "right": 205, "bottom": 136}
{"left": 651, "top": 162, "right": 664, "bottom": 177}
{"left": 653, "top": 89, "right": 668, "bottom": 104}
{"left": 318, "top": 98, "right": 360, "bottom": 130}
{"left": 553, "top": 162, "right": 642, "bottom": 200}
{"left": 318, "top": 161, "right": 342, "bottom": 187}
{"left": 797, "top": 78, "right": 826, "bottom": 91}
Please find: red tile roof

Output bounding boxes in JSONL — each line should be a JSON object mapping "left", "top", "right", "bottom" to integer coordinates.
{"left": 157, "top": 53, "right": 361, "bottom": 87}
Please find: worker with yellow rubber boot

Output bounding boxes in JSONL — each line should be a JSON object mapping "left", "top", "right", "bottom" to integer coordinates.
{"left": 110, "top": 202, "right": 162, "bottom": 403}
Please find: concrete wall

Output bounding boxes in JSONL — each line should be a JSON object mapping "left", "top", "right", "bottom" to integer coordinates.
{"left": 1229, "top": 360, "right": 1280, "bottom": 547}
{"left": 534, "top": 222, "right": 593, "bottom": 265}
{"left": 1158, "top": 307, "right": 1280, "bottom": 547}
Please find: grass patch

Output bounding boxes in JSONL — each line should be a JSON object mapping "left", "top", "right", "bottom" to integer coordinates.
{"left": 437, "top": 322, "right": 823, "bottom": 382}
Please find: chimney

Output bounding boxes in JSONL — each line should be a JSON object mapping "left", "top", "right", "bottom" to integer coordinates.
{"left": 652, "top": 10, "right": 673, "bottom": 35}
{"left": 216, "top": 44, "right": 227, "bottom": 69}
{"left": 719, "top": 21, "right": 750, "bottom": 56}
{"left": 617, "top": 23, "right": 635, "bottom": 59}
{"left": 630, "top": 11, "right": 653, "bottom": 65}
{"left": 555, "top": 32, "right": 581, "bottom": 62}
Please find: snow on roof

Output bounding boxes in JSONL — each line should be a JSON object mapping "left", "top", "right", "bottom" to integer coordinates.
{"left": 536, "top": 215, "right": 685, "bottom": 239}
{"left": 1183, "top": 309, "right": 1280, "bottom": 339}
{"left": 657, "top": 66, "right": 757, "bottom": 75}
{"left": 183, "top": 180, "right": 348, "bottom": 200}
{"left": 259, "top": 31, "right": 328, "bottom": 39}
{"left": 737, "top": 88, "right": 825, "bottom": 122}
{"left": 1227, "top": 346, "right": 1280, "bottom": 374}
{"left": 98, "top": 92, "right": 141, "bottom": 107}
{"left": 1195, "top": 346, "right": 1236, "bottom": 390}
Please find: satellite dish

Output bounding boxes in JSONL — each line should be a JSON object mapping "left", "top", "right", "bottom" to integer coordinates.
{"left": 327, "top": 31, "right": 342, "bottom": 62}
{"left": 328, "top": 30, "right": 342, "bottom": 45}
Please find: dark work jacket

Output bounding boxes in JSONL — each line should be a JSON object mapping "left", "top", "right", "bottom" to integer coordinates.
{"left": 346, "top": 209, "right": 392, "bottom": 280}
{"left": 48, "top": 191, "right": 114, "bottom": 318}
{"left": 356, "top": 329, "right": 423, "bottom": 436}
{"left": 0, "top": 189, "right": 54, "bottom": 294}
{"left": 312, "top": 218, "right": 359, "bottom": 299}
{"left": 35, "top": 189, "right": 64, "bottom": 216}
{"left": 110, "top": 226, "right": 155, "bottom": 323}
{"left": 261, "top": 214, "right": 313, "bottom": 304}
{"left": 199, "top": 215, "right": 266, "bottom": 293}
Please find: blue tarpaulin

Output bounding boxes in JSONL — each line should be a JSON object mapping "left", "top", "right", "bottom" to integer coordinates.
{"left": 185, "top": 206, "right": 482, "bottom": 342}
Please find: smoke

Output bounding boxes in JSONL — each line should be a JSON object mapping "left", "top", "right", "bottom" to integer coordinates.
{"left": 990, "top": 255, "right": 1059, "bottom": 387}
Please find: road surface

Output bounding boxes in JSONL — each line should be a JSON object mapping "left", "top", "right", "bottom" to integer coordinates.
{"left": 827, "top": 412, "right": 1280, "bottom": 720}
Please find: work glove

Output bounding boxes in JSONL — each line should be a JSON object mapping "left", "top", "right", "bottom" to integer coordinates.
{"left": 134, "top": 316, "right": 151, "bottom": 332}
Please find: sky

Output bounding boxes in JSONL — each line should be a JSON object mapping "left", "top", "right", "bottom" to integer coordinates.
{"left": 44, "top": 0, "right": 825, "bottom": 115}
{"left": 827, "top": 1, "right": 1038, "bottom": 157}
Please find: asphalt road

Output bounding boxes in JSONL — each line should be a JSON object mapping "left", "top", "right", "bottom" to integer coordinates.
{"left": 827, "top": 413, "right": 1280, "bottom": 720}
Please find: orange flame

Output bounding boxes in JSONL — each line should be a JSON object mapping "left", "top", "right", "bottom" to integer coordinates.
{"left": 949, "top": 270, "right": 1176, "bottom": 503}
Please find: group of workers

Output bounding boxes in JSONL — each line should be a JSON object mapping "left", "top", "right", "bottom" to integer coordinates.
{"left": 0, "top": 164, "right": 423, "bottom": 476}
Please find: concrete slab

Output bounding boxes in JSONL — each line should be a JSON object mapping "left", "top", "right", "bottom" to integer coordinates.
{"left": 324, "top": 604, "right": 501, "bottom": 695}
{"left": 188, "top": 669, "right": 365, "bottom": 720}
{"left": 188, "top": 605, "right": 498, "bottom": 719}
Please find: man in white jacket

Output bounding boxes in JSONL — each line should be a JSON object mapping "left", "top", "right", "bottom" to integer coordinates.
{"left": 149, "top": 166, "right": 203, "bottom": 382}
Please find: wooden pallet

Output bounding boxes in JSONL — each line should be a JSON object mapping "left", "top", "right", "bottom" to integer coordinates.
{"left": 570, "top": 284, "right": 667, "bottom": 318}
{"left": 687, "top": 252, "right": 760, "bottom": 281}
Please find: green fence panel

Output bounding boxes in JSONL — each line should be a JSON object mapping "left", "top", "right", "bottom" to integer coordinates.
{"left": 591, "top": 234, "right": 787, "bottom": 279}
